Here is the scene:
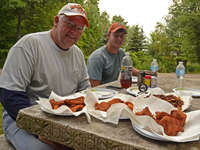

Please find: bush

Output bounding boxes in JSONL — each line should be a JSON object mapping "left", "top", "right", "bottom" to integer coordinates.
{"left": 186, "top": 63, "right": 200, "bottom": 73}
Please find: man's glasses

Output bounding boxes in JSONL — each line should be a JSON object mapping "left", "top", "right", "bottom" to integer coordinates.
{"left": 63, "top": 19, "right": 84, "bottom": 33}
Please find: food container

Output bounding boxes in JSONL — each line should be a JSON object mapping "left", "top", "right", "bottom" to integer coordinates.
{"left": 137, "top": 70, "right": 157, "bottom": 86}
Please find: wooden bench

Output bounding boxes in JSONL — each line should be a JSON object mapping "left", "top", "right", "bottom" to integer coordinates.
{"left": 0, "top": 134, "right": 15, "bottom": 150}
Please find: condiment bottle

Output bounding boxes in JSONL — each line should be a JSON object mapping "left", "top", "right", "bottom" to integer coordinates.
{"left": 145, "top": 75, "right": 151, "bottom": 87}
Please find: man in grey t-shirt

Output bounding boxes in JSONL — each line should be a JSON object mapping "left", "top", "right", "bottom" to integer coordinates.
{"left": 0, "top": 3, "right": 90, "bottom": 150}
{"left": 87, "top": 22, "right": 138, "bottom": 87}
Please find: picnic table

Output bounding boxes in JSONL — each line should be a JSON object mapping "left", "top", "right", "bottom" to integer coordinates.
{"left": 16, "top": 73, "right": 200, "bottom": 150}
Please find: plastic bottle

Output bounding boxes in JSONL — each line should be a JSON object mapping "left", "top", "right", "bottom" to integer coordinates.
{"left": 151, "top": 59, "right": 158, "bottom": 71}
{"left": 120, "top": 52, "right": 133, "bottom": 88}
{"left": 175, "top": 62, "right": 185, "bottom": 88}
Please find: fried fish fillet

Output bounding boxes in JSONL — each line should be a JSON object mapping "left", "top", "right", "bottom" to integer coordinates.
{"left": 49, "top": 99, "right": 65, "bottom": 109}
{"left": 64, "top": 96, "right": 85, "bottom": 106}
{"left": 155, "top": 111, "right": 171, "bottom": 120}
{"left": 124, "top": 102, "right": 134, "bottom": 111}
{"left": 135, "top": 107, "right": 153, "bottom": 118}
{"left": 95, "top": 98, "right": 133, "bottom": 112}
{"left": 70, "top": 104, "right": 85, "bottom": 112}
{"left": 49, "top": 96, "right": 85, "bottom": 112}
{"left": 95, "top": 101, "right": 111, "bottom": 111}
{"left": 170, "top": 110, "right": 187, "bottom": 127}
{"left": 156, "top": 116, "right": 184, "bottom": 136}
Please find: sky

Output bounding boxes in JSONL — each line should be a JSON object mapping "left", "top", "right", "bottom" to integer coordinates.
{"left": 98, "top": 0, "right": 173, "bottom": 38}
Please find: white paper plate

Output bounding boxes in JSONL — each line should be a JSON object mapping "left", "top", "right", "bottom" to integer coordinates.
{"left": 132, "top": 122, "right": 171, "bottom": 142}
{"left": 173, "top": 88, "right": 200, "bottom": 97}
{"left": 119, "top": 116, "right": 129, "bottom": 119}
{"left": 81, "top": 88, "right": 119, "bottom": 99}
{"left": 41, "top": 106, "right": 74, "bottom": 116}
{"left": 127, "top": 87, "right": 153, "bottom": 97}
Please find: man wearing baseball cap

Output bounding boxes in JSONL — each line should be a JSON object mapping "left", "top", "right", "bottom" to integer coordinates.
{"left": 0, "top": 3, "right": 90, "bottom": 150}
{"left": 87, "top": 22, "right": 139, "bottom": 87}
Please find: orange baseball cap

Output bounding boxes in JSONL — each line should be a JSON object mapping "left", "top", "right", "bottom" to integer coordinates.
{"left": 107, "top": 22, "right": 127, "bottom": 34}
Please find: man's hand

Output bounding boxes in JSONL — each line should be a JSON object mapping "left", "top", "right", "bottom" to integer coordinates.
{"left": 89, "top": 79, "right": 101, "bottom": 87}
{"left": 38, "top": 136, "right": 74, "bottom": 150}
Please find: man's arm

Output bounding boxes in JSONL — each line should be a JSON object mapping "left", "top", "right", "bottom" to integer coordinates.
{"left": 132, "top": 67, "right": 139, "bottom": 76}
{"left": 0, "top": 88, "right": 32, "bottom": 121}
{"left": 87, "top": 57, "right": 104, "bottom": 87}
{"left": 89, "top": 79, "right": 101, "bottom": 87}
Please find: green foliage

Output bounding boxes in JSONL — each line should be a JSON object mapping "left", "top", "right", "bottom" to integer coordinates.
{"left": 186, "top": 63, "right": 200, "bottom": 73}
{"left": 164, "top": 0, "right": 200, "bottom": 62}
{"left": 128, "top": 51, "right": 153, "bottom": 70}
{"left": 0, "top": 50, "right": 8, "bottom": 68}
{"left": 0, "top": 0, "right": 200, "bottom": 73}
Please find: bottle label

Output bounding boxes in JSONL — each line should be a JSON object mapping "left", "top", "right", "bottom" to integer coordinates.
{"left": 176, "top": 69, "right": 185, "bottom": 76}
{"left": 121, "top": 67, "right": 132, "bottom": 80}
{"left": 151, "top": 65, "right": 158, "bottom": 71}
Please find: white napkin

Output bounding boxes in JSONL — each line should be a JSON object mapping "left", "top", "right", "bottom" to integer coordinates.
{"left": 38, "top": 91, "right": 91, "bottom": 123}
{"left": 85, "top": 88, "right": 136, "bottom": 124}
{"left": 128, "top": 95, "right": 200, "bottom": 142}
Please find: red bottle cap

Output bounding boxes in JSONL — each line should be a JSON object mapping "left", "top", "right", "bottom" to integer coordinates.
{"left": 145, "top": 75, "right": 151, "bottom": 79}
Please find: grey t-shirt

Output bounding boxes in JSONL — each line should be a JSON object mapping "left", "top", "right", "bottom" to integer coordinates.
{"left": 0, "top": 30, "right": 90, "bottom": 104}
{"left": 87, "top": 45, "right": 125, "bottom": 84}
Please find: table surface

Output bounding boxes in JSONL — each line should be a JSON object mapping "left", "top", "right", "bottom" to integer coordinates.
{"left": 16, "top": 73, "right": 200, "bottom": 150}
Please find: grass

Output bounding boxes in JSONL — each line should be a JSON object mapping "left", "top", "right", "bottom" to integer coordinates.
{"left": 0, "top": 103, "right": 3, "bottom": 135}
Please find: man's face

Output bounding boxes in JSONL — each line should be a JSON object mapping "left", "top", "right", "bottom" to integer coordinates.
{"left": 107, "top": 30, "right": 126, "bottom": 49}
{"left": 54, "top": 15, "right": 86, "bottom": 49}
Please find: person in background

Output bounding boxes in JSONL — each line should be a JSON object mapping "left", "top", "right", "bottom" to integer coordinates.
{"left": 87, "top": 22, "right": 139, "bottom": 87}
{"left": 0, "top": 3, "right": 90, "bottom": 150}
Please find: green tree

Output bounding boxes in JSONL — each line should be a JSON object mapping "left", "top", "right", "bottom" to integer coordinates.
{"left": 165, "top": 0, "right": 200, "bottom": 63}
{"left": 126, "top": 25, "right": 147, "bottom": 52}
{"left": 0, "top": 0, "right": 67, "bottom": 49}
{"left": 77, "top": 0, "right": 101, "bottom": 56}
{"left": 148, "top": 22, "right": 176, "bottom": 72}
{"left": 97, "top": 11, "right": 111, "bottom": 47}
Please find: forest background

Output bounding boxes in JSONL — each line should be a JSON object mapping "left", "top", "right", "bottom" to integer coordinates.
{"left": 1, "top": 0, "right": 200, "bottom": 73}
{"left": 0, "top": 0, "right": 200, "bottom": 135}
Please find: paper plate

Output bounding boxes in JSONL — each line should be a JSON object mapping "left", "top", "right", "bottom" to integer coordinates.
{"left": 132, "top": 122, "right": 171, "bottom": 142}
{"left": 173, "top": 88, "right": 200, "bottom": 97}
{"left": 81, "top": 88, "right": 119, "bottom": 99}
{"left": 41, "top": 106, "right": 74, "bottom": 116}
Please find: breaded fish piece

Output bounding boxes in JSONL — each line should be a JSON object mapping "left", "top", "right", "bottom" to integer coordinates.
{"left": 124, "top": 102, "right": 134, "bottom": 111}
{"left": 155, "top": 111, "right": 171, "bottom": 120}
{"left": 170, "top": 110, "right": 187, "bottom": 127}
{"left": 70, "top": 104, "right": 85, "bottom": 112}
{"left": 157, "top": 116, "right": 184, "bottom": 136}
{"left": 135, "top": 107, "right": 153, "bottom": 118}
{"left": 64, "top": 96, "right": 85, "bottom": 106}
